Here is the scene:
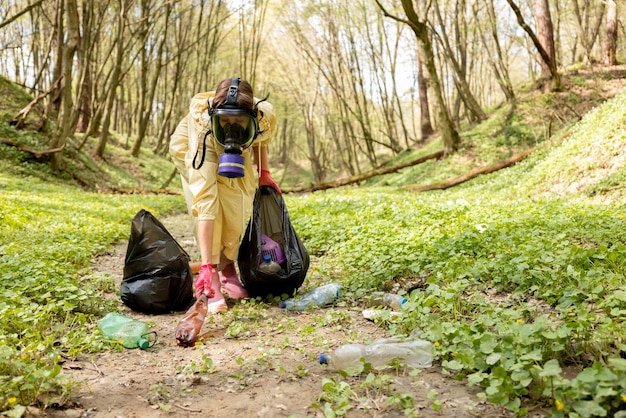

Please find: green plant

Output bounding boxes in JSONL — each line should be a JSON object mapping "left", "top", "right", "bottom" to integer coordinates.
{"left": 312, "top": 377, "right": 358, "bottom": 417}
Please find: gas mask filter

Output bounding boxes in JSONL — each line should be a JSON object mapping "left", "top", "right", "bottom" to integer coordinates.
{"left": 209, "top": 79, "right": 258, "bottom": 178}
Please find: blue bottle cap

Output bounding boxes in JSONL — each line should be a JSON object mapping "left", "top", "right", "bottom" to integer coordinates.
{"left": 278, "top": 301, "right": 287, "bottom": 309}
{"left": 263, "top": 254, "right": 272, "bottom": 262}
{"left": 319, "top": 354, "right": 329, "bottom": 364}
{"left": 399, "top": 298, "right": 408, "bottom": 305}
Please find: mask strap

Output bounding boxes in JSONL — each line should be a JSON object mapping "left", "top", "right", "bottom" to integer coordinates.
{"left": 257, "top": 145, "right": 261, "bottom": 178}
{"left": 225, "top": 78, "right": 241, "bottom": 106}
{"left": 192, "top": 129, "right": 212, "bottom": 170}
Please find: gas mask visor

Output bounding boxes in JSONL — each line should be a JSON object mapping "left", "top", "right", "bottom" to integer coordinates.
{"left": 211, "top": 107, "right": 258, "bottom": 178}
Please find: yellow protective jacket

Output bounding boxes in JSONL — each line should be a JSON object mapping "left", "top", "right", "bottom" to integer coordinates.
{"left": 169, "top": 91, "right": 276, "bottom": 262}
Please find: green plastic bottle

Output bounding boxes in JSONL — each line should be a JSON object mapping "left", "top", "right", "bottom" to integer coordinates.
{"left": 98, "top": 312, "right": 152, "bottom": 349}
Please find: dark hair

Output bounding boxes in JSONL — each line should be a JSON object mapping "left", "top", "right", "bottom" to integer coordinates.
{"left": 213, "top": 78, "right": 254, "bottom": 113}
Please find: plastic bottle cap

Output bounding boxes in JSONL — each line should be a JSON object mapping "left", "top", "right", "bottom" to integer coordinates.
{"left": 399, "top": 298, "right": 408, "bottom": 305}
{"left": 138, "top": 337, "right": 150, "bottom": 350}
{"left": 319, "top": 354, "right": 329, "bottom": 364}
{"left": 278, "top": 301, "right": 287, "bottom": 308}
{"left": 263, "top": 254, "right": 272, "bottom": 262}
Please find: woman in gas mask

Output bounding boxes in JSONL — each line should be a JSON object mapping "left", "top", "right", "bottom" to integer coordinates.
{"left": 169, "top": 77, "right": 280, "bottom": 313}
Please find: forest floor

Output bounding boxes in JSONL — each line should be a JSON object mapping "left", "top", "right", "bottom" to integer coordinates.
{"left": 32, "top": 213, "right": 551, "bottom": 418}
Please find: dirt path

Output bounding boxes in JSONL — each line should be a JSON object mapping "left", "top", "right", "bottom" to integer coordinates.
{"left": 42, "top": 213, "right": 525, "bottom": 418}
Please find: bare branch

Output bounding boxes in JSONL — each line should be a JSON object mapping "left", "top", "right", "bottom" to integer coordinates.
{"left": 0, "top": 0, "right": 45, "bottom": 31}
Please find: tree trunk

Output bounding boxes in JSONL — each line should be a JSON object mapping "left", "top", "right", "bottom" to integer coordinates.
{"left": 400, "top": 0, "right": 460, "bottom": 153}
{"left": 0, "top": 0, "right": 45, "bottom": 31}
{"left": 132, "top": 2, "right": 170, "bottom": 157}
{"left": 96, "top": 1, "right": 126, "bottom": 158}
{"left": 417, "top": 53, "right": 434, "bottom": 140}
{"left": 375, "top": 0, "right": 460, "bottom": 153}
{"left": 154, "top": 41, "right": 186, "bottom": 154}
{"left": 49, "top": 0, "right": 80, "bottom": 171}
{"left": 604, "top": 0, "right": 618, "bottom": 65}
{"left": 285, "top": 150, "right": 444, "bottom": 194}
{"left": 305, "top": 79, "right": 324, "bottom": 183}
{"left": 572, "top": 0, "right": 606, "bottom": 65}
{"left": 506, "top": 0, "right": 562, "bottom": 91}
{"left": 46, "top": 0, "right": 65, "bottom": 119}
{"left": 405, "top": 148, "right": 535, "bottom": 192}
{"left": 433, "top": 0, "right": 487, "bottom": 122}
{"left": 238, "top": 0, "right": 269, "bottom": 86}
{"left": 474, "top": 0, "right": 515, "bottom": 102}
{"left": 534, "top": 0, "right": 557, "bottom": 76}
{"left": 75, "top": 3, "right": 97, "bottom": 133}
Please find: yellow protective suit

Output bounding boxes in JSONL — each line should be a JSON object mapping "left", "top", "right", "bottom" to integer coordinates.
{"left": 169, "top": 91, "right": 276, "bottom": 264}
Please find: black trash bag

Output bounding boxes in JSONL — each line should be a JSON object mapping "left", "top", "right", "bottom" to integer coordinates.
{"left": 238, "top": 186, "right": 309, "bottom": 297}
{"left": 121, "top": 209, "right": 194, "bottom": 314}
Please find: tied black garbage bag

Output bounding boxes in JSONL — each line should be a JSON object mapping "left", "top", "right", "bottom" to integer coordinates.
{"left": 238, "top": 186, "right": 309, "bottom": 297}
{"left": 121, "top": 209, "right": 194, "bottom": 314}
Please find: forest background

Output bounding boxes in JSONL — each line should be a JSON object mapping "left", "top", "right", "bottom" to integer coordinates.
{"left": 0, "top": 0, "right": 622, "bottom": 188}
{"left": 1, "top": 0, "right": 626, "bottom": 417}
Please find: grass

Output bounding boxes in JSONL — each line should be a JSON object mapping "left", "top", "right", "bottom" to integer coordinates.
{"left": 1, "top": 70, "right": 625, "bottom": 416}
{"left": 0, "top": 172, "right": 184, "bottom": 413}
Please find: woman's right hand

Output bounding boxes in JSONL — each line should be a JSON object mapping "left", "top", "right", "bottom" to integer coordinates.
{"left": 195, "top": 264, "right": 215, "bottom": 299}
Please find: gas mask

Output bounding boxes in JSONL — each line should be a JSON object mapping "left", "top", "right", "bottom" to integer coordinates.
{"left": 209, "top": 78, "right": 259, "bottom": 178}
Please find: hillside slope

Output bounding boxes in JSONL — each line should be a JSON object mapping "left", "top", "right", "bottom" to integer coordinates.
{"left": 1, "top": 66, "right": 625, "bottom": 197}
{"left": 432, "top": 88, "right": 626, "bottom": 204}
{"left": 365, "top": 65, "right": 626, "bottom": 201}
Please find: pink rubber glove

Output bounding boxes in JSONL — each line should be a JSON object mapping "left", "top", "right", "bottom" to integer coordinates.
{"left": 259, "top": 169, "right": 281, "bottom": 194}
{"left": 195, "top": 264, "right": 215, "bottom": 299}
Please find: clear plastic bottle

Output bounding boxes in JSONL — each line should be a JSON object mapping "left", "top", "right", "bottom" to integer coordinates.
{"left": 319, "top": 337, "right": 433, "bottom": 370}
{"left": 98, "top": 312, "right": 153, "bottom": 349}
{"left": 366, "top": 292, "right": 408, "bottom": 310}
{"left": 175, "top": 294, "right": 208, "bottom": 347}
{"left": 258, "top": 254, "right": 281, "bottom": 274}
{"left": 279, "top": 283, "right": 341, "bottom": 310}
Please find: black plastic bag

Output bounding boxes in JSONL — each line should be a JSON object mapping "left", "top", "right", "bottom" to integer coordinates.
{"left": 121, "top": 209, "right": 194, "bottom": 314}
{"left": 238, "top": 186, "right": 309, "bottom": 297}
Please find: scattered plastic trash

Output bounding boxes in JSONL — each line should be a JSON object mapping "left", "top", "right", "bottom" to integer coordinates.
{"left": 319, "top": 337, "right": 433, "bottom": 371}
{"left": 175, "top": 294, "right": 208, "bottom": 347}
{"left": 279, "top": 283, "right": 341, "bottom": 310}
{"left": 98, "top": 312, "right": 155, "bottom": 349}
{"left": 258, "top": 254, "right": 282, "bottom": 274}
{"left": 365, "top": 291, "right": 408, "bottom": 310}
{"left": 361, "top": 309, "right": 403, "bottom": 321}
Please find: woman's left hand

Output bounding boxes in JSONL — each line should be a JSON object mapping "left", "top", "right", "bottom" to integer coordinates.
{"left": 259, "top": 169, "right": 281, "bottom": 194}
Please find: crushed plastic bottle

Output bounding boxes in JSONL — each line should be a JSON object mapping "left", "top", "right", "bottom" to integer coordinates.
{"left": 175, "top": 294, "right": 208, "bottom": 347}
{"left": 258, "top": 254, "right": 281, "bottom": 274}
{"left": 279, "top": 283, "right": 341, "bottom": 310}
{"left": 361, "top": 309, "right": 403, "bottom": 322}
{"left": 366, "top": 292, "right": 408, "bottom": 310}
{"left": 98, "top": 312, "right": 154, "bottom": 349}
{"left": 319, "top": 337, "right": 433, "bottom": 370}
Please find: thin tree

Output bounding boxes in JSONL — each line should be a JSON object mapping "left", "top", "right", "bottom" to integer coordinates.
{"left": 131, "top": 1, "right": 171, "bottom": 158}
{"left": 238, "top": 0, "right": 270, "bottom": 87}
{"left": 49, "top": 0, "right": 80, "bottom": 171}
{"left": 376, "top": 0, "right": 460, "bottom": 153}
{"left": 74, "top": 1, "right": 110, "bottom": 133}
{"left": 505, "top": 0, "right": 562, "bottom": 91}
{"left": 571, "top": 0, "right": 606, "bottom": 65}
{"left": 0, "top": 0, "right": 45, "bottom": 31}
{"left": 95, "top": 0, "right": 128, "bottom": 158}
{"left": 472, "top": 0, "right": 515, "bottom": 103}
{"left": 417, "top": 53, "right": 434, "bottom": 140}
{"left": 534, "top": 0, "right": 557, "bottom": 78}
{"left": 154, "top": 4, "right": 195, "bottom": 155}
{"left": 432, "top": 0, "right": 487, "bottom": 122}
{"left": 604, "top": 0, "right": 618, "bottom": 65}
